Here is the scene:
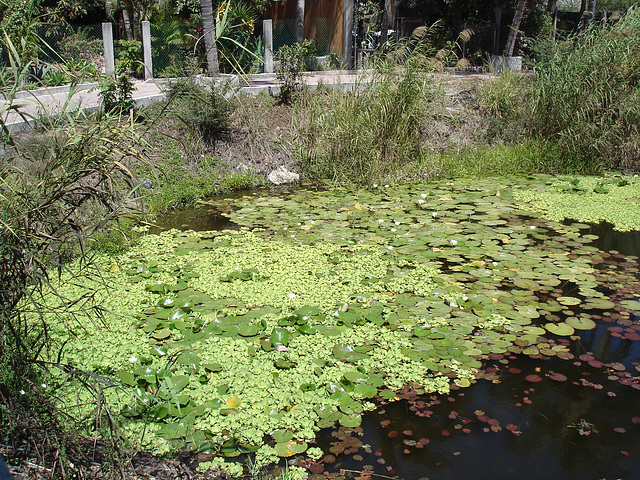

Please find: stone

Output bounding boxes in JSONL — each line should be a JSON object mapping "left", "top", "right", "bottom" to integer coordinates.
{"left": 267, "top": 166, "right": 299, "bottom": 185}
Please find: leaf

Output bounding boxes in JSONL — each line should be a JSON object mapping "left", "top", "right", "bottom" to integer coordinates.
{"left": 226, "top": 396, "right": 242, "bottom": 408}
{"left": 270, "top": 328, "right": 290, "bottom": 347}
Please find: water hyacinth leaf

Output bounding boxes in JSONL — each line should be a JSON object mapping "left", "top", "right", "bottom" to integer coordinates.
{"left": 238, "top": 323, "right": 261, "bottom": 337}
{"left": 204, "top": 363, "right": 223, "bottom": 373}
{"left": 270, "top": 328, "right": 290, "bottom": 347}
{"left": 343, "top": 371, "right": 369, "bottom": 383}
{"left": 158, "top": 298, "right": 176, "bottom": 308}
{"left": 118, "top": 371, "right": 136, "bottom": 386}
{"left": 297, "top": 324, "right": 318, "bottom": 335}
{"left": 339, "top": 414, "right": 362, "bottom": 428}
{"left": 152, "top": 345, "right": 168, "bottom": 356}
{"left": 353, "top": 384, "right": 378, "bottom": 398}
{"left": 275, "top": 358, "right": 296, "bottom": 369}
{"left": 272, "top": 429, "right": 294, "bottom": 443}
{"left": 332, "top": 343, "right": 370, "bottom": 362}
{"left": 151, "top": 329, "right": 172, "bottom": 340}
{"left": 287, "top": 441, "right": 308, "bottom": 454}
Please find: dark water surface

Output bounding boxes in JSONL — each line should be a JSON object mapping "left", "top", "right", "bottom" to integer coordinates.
{"left": 156, "top": 193, "right": 640, "bottom": 480}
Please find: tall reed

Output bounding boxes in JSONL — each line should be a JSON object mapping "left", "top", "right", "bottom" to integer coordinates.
{"left": 528, "top": 7, "right": 640, "bottom": 172}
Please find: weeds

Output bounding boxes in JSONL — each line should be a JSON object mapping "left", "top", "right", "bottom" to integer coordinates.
{"left": 297, "top": 64, "right": 434, "bottom": 185}
{"left": 528, "top": 7, "right": 640, "bottom": 172}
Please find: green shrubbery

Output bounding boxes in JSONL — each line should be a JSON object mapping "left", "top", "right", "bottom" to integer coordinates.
{"left": 298, "top": 64, "right": 433, "bottom": 185}
{"left": 527, "top": 7, "right": 640, "bottom": 172}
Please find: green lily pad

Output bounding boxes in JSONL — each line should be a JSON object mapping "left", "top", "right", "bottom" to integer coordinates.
{"left": 545, "top": 322, "right": 575, "bottom": 336}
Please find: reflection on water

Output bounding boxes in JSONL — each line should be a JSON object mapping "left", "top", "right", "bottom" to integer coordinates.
{"left": 317, "top": 314, "right": 640, "bottom": 480}
{"left": 588, "top": 222, "right": 640, "bottom": 257}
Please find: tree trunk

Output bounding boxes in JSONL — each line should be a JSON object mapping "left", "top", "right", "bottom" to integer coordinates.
{"left": 121, "top": 8, "right": 133, "bottom": 40}
{"left": 504, "top": 0, "right": 527, "bottom": 56}
{"left": 380, "top": 0, "right": 394, "bottom": 45}
{"left": 200, "top": 0, "right": 219, "bottom": 76}
{"left": 296, "top": 0, "right": 305, "bottom": 42}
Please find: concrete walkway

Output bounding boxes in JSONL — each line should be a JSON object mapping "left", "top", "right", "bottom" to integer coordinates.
{"left": 0, "top": 70, "right": 365, "bottom": 133}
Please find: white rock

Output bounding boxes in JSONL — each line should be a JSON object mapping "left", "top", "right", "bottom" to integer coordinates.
{"left": 268, "top": 166, "right": 299, "bottom": 185}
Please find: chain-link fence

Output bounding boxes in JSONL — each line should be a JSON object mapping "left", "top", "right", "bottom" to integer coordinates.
{"left": 0, "top": 16, "right": 341, "bottom": 85}
{"left": 269, "top": 17, "right": 335, "bottom": 56}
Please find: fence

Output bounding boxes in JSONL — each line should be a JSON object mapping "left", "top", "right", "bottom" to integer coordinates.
{"left": 0, "top": 17, "right": 346, "bottom": 86}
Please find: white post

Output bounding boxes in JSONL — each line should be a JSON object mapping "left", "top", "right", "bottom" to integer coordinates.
{"left": 142, "top": 20, "right": 153, "bottom": 80}
{"left": 102, "top": 22, "right": 115, "bottom": 77}
{"left": 263, "top": 19, "right": 273, "bottom": 73}
{"left": 343, "top": 0, "right": 354, "bottom": 69}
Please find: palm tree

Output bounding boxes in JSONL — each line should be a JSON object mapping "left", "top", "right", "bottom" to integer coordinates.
{"left": 200, "top": 0, "right": 219, "bottom": 75}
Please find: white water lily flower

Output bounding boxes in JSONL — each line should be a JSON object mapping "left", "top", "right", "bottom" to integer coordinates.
{"left": 384, "top": 184, "right": 390, "bottom": 188}
{"left": 391, "top": 228, "right": 397, "bottom": 232}
{"left": 288, "top": 293, "right": 297, "bottom": 299}
{"left": 432, "top": 212, "right": 438, "bottom": 217}
{"left": 449, "top": 300, "right": 458, "bottom": 307}
{"left": 530, "top": 225, "right": 536, "bottom": 230}
{"left": 450, "top": 239, "right": 458, "bottom": 245}
{"left": 421, "top": 193, "right": 427, "bottom": 198}
{"left": 20, "top": 390, "right": 25, "bottom": 395}
{"left": 276, "top": 345, "right": 288, "bottom": 352}
{"left": 128, "top": 356, "right": 138, "bottom": 363}
{"left": 373, "top": 183, "right": 378, "bottom": 187}
{"left": 418, "top": 199, "right": 425, "bottom": 204}
{"left": 378, "top": 219, "right": 384, "bottom": 224}
{"left": 387, "top": 246, "right": 394, "bottom": 250}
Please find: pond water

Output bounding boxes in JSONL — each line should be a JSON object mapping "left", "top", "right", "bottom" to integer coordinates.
{"left": 149, "top": 179, "right": 640, "bottom": 480}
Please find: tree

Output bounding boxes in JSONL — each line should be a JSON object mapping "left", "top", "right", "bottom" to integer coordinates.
{"left": 504, "top": 0, "right": 527, "bottom": 56}
{"left": 200, "top": 0, "right": 219, "bottom": 75}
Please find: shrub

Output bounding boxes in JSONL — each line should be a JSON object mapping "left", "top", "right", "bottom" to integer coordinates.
{"left": 528, "top": 7, "right": 640, "bottom": 172}
{"left": 165, "top": 78, "right": 235, "bottom": 143}
{"left": 275, "top": 40, "right": 315, "bottom": 104}
{"left": 297, "top": 64, "right": 433, "bottom": 185}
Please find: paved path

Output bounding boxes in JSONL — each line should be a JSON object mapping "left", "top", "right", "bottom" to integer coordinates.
{"left": 0, "top": 70, "right": 365, "bottom": 133}
{"left": 0, "top": 70, "right": 489, "bottom": 132}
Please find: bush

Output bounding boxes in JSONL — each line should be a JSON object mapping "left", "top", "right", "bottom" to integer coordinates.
{"left": 528, "top": 7, "right": 640, "bottom": 172}
{"left": 166, "top": 78, "right": 235, "bottom": 143}
{"left": 275, "top": 40, "right": 315, "bottom": 104}
{"left": 297, "top": 64, "right": 433, "bottom": 185}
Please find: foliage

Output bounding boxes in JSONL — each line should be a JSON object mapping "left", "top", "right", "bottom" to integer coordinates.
{"left": 297, "top": 63, "right": 432, "bottom": 185}
{"left": 0, "top": 31, "right": 141, "bottom": 471}
{"left": 39, "top": 175, "right": 640, "bottom": 475}
{"left": 99, "top": 74, "right": 136, "bottom": 114}
{"left": 58, "top": 28, "right": 104, "bottom": 59}
{"left": 116, "top": 39, "right": 143, "bottom": 76}
{"left": 213, "top": 0, "right": 262, "bottom": 74}
{"left": 527, "top": 7, "right": 640, "bottom": 173}
{"left": 165, "top": 77, "right": 235, "bottom": 144}
{"left": 275, "top": 40, "right": 315, "bottom": 104}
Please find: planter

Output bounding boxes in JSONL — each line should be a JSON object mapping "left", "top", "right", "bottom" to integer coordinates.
{"left": 489, "top": 55, "right": 522, "bottom": 73}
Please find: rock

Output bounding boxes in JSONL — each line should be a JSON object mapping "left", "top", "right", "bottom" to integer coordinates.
{"left": 267, "top": 166, "right": 299, "bottom": 185}
{"left": 138, "top": 177, "right": 153, "bottom": 190}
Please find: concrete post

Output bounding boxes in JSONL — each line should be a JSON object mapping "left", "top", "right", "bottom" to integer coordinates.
{"left": 263, "top": 19, "right": 273, "bottom": 73}
{"left": 102, "top": 22, "right": 115, "bottom": 77}
{"left": 343, "top": 0, "right": 354, "bottom": 69}
{"left": 142, "top": 20, "right": 153, "bottom": 80}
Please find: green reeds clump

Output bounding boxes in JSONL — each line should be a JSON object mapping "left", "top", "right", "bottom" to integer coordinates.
{"left": 528, "top": 7, "right": 640, "bottom": 173}
{"left": 297, "top": 64, "right": 435, "bottom": 185}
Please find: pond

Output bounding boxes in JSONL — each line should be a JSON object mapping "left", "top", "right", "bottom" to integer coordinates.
{"left": 144, "top": 176, "right": 640, "bottom": 479}
{"left": 51, "top": 175, "right": 640, "bottom": 480}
